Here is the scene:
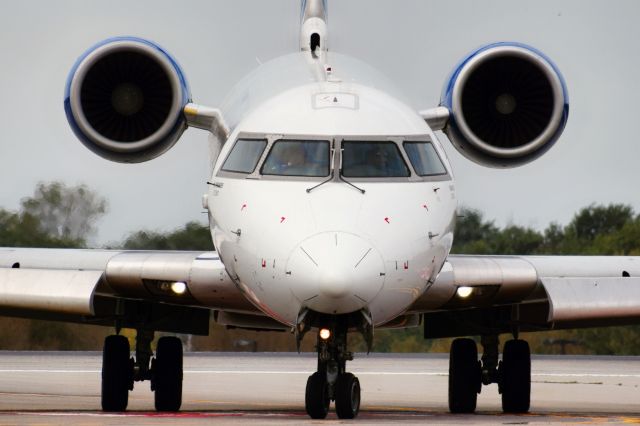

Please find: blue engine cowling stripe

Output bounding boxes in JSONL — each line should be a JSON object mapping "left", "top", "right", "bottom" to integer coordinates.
{"left": 439, "top": 41, "right": 569, "bottom": 167}
{"left": 63, "top": 36, "right": 192, "bottom": 163}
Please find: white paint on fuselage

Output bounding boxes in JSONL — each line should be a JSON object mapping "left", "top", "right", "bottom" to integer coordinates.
{"left": 207, "top": 52, "right": 457, "bottom": 327}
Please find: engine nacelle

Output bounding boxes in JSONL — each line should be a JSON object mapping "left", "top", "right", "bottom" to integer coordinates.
{"left": 64, "top": 37, "right": 191, "bottom": 163}
{"left": 441, "top": 42, "right": 569, "bottom": 168}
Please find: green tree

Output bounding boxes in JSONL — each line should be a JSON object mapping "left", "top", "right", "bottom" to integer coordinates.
{"left": 0, "top": 209, "right": 80, "bottom": 247}
{"left": 0, "top": 182, "right": 106, "bottom": 248}
{"left": 492, "top": 225, "right": 544, "bottom": 255}
{"left": 452, "top": 207, "right": 499, "bottom": 254}
{"left": 538, "top": 222, "right": 566, "bottom": 254}
{"left": 122, "top": 221, "right": 213, "bottom": 250}
{"left": 566, "top": 204, "right": 634, "bottom": 242}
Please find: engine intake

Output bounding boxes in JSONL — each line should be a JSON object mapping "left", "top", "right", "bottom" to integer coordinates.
{"left": 441, "top": 42, "right": 569, "bottom": 167}
{"left": 64, "top": 37, "right": 191, "bottom": 163}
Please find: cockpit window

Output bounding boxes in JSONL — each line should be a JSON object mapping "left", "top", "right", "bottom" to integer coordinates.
{"left": 341, "top": 141, "right": 410, "bottom": 178}
{"left": 403, "top": 141, "right": 447, "bottom": 176}
{"left": 261, "top": 140, "right": 330, "bottom": 177}
{"left": 221, "top": 139, "right": 267, "bottom": 174}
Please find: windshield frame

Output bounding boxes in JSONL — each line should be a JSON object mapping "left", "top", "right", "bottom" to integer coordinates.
{"left": 217, "top": 132, "right": 333, "bottom": 181}
{"left": 219, "top": 138, "right": 268, "bottom": 175}
{"left": 339, "top": 139, "right": 411, "bottom": 180}
{"left": 216, "top": 132, "right": 451, "bottom": 182}
{"left": 260, "top": 139, "right": 331, "bottom": 178}
{"left": 403, "top": 140, "right": 449, "bottom": 177}
{"left": 337, "top": 135, "right": 450, "bottom": 182}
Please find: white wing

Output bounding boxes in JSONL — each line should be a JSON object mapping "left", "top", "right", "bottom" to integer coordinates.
{"left": 410, "top": 255, "right": 640, "bottom": 338}
{"left": 0, "top": 247, "right": 274, "bottom": 335}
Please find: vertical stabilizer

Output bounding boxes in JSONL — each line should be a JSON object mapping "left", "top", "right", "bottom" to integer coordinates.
{"left": 300, "top": 0, "right": 328, "bottom": 53}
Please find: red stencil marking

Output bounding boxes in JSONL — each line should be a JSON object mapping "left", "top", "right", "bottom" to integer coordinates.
{"left": 280, "top": 217, "right": 286, "bottom": 223}
{"left": 241, "top": 204, "right": 247, "bottom": 211}
{"left": 384, "top": 217, "right": 390, "bottom": 224}
{"left": 423, "top": 204, "right": 429, "bottom": 211}
{"left": 403, "top": 261, "right": 409, "bottom": 270}
{"left": 261, "top": 259, "right": 266, "bottom": 268}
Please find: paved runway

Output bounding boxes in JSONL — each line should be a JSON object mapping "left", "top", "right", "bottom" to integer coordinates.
{"left": 0, "top": 352, "right": 638, "bottom": 424}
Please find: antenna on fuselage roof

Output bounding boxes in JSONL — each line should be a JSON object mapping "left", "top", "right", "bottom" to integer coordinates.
{"left": 300, "top": 0, "right": 328, "bottom": 54}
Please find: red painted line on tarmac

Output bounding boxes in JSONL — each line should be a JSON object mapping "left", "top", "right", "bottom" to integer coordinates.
{"left": 140, "top": 412, "right": 245, "bottom": 418}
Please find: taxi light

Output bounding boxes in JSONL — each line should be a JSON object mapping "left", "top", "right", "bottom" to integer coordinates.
{"left": 319, "top": 328, "right": 331, "bottom": 340}
{"left": 171, "top": 281, "right": 187, "bottom": 295}
{"left": 456, "top": 286, "right": 473, "bottom": 298}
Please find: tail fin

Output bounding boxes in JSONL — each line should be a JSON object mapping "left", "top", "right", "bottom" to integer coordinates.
{"left": 300, "top": 0, "right": 328, "bottom": 53}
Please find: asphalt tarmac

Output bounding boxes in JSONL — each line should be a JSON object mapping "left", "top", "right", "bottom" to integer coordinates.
{"left": 0, "top": 352, "right": 638, "bottom": 424}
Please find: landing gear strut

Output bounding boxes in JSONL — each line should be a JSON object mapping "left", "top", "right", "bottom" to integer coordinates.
{"left": 101, "top": 330, "right": 183, "bottom": 412}
{"left": 305, "top": 321, "right": 361, "bottom": 419}
{"left": 447, "top": 335, "right": 531, "bottom": 414}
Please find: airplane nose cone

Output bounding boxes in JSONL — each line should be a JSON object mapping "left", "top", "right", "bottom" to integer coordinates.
{"left": 287, "top": 232, "right": 385, "bottom": 314}
{"left": 318, "top": 267, "right": 349, "bottom": 299}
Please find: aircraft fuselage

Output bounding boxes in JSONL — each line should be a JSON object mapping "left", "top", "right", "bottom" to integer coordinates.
{"left": 207, "top": 52, "right": 457, "bottom": 326}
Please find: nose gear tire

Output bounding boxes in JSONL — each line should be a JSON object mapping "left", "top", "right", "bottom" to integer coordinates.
{"left": 305, "top": 372, "right": 330, "bottom": 419}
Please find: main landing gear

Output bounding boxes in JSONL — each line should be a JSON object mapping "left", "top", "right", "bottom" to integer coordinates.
{"left": 305, "top": 322, "right": 361, "bottom": 419}
{"left": 448, "top": 335, "right": 531, "bottom": 414}
{"left": 101, "top": 330, "right": 183, "bottom": 412}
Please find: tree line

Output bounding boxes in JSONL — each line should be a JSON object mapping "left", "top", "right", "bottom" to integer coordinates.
{"left": 1, "top": 182, "right": 640, "bottom": 354}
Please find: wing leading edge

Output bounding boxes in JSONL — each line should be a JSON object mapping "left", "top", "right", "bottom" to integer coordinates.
{"left": 410, "top": 255, "right": 640, "bottom": 338}
{"left": 0, "top": 247, "right": 265, "bottom": 335}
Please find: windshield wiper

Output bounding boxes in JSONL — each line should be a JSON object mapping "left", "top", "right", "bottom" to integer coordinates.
{"left": 338, "top": 174, "right": 365, "bottom": 194}
{"left": 307, "top": 146, "right": 335, "bottom": 194}
{"left": 337, "top": 148, "right": 365, "bottom": 194}
{"left": 306, "top": 172, "right": 333, "bottom": 193}
{"left": 306, "top": 145, "right": 366, "bottom": 194}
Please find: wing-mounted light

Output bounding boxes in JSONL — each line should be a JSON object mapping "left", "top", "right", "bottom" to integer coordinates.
{"left": 434, "top": 42, "right": 569, "bottom": 168}
{"left": 64, "top": 37, "right": 222, "bottom": 163}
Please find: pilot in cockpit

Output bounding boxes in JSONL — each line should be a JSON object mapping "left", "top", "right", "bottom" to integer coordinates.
{"left": 262, "top": 140, "right": 329, "bottom": 177}
{"left": 276, "top": 143, "right": 306, "bottom": 174}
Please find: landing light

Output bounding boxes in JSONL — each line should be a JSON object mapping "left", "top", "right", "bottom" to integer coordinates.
{"left": 456, "top": 286, "right": 473, "bottom": 298}
{"left": 171, "top": 281, "right": 187, "bottom": 295}
{"left": 319, "top": 328, "right": 331, "bottom": 340}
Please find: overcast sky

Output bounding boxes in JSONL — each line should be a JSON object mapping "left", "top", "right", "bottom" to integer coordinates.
{"left": 1, "top": 0, "right": 639, "bottom": 246}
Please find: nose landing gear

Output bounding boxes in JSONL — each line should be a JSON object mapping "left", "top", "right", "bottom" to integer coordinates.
{"left": 305, "top": 322, "right": 361, "bottom": 419}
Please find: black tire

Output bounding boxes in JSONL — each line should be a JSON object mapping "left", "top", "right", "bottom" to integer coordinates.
{"left": 153, "top": 336, "right": 183, "bottom": 412}
{"left": 335, "top": 372, "right": 361, "bottom": 419}
{"left": 500, "top": 339, "right": 531, "bottom": 413}
{"left": 448, "top": 338, "right": 480, "bottom": 414}
{"left": 101, "top": 335, "right": 133, "bottom": 412}
{"left": 305, "top": 372, "right": 330, "bottom": 419}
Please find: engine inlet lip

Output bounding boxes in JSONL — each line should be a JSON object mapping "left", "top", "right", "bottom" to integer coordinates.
{"left": 451, "top": 46, "right": 566, "bottom": 158}
{"left": 69, "top": 40, "right": 184, "bottom": 153}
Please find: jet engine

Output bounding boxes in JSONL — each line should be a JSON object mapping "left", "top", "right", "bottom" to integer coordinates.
{"left": 64, "top": 37, "right": 191, "bottom": 163}
{"left": 441, "top": 42, "right": 569, "bottom": 167}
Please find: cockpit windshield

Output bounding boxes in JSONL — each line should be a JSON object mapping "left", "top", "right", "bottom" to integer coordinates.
{"left": 261, "top": 140, "right": 330, "bottom": 177}
{"left": 218, "top": 135, "right": 449, "bottom": 182}
{"left": 221, "top": 139, "right": 267, "bottom": 174}
{"left": 341, "top": 141, "right": 410, "bottom": 178}
{"left": 403, "top": 141, "right": 447, "bottom": 176}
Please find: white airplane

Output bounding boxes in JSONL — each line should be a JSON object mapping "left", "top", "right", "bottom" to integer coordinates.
{"left": 1, "top": 0, "right": 639, "bottom": 420}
